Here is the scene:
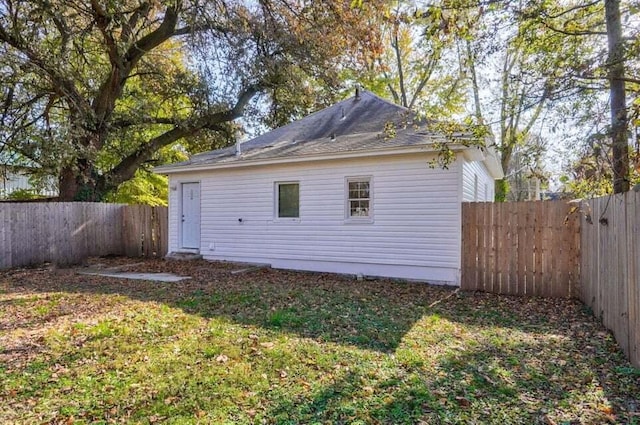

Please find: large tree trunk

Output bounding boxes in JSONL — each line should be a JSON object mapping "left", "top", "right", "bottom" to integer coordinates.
{"left": 58, "top": 159, "right": 107, "bottom": 202}
{"left": 605, "top": 0, "right": 629, "bottom": 194}
{"left": 58, "top": 167, "right": 82, "bottom": 201}
{"left": 494, "top": 138, "right": 515, "bottom": 202}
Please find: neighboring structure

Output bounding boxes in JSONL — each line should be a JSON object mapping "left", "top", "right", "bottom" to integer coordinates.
{"left": 155, "top": 90, "right": 503, "bottom": 285}
{"left": 505, "top": 144, "right": 547, "bottom": 202}
{"left": 0, "top": 165, "right": 58, "bottom": 199}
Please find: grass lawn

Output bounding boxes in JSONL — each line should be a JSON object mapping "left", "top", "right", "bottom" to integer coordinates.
{"left": 1, "top": 259, "right": 638, "bottom": 425}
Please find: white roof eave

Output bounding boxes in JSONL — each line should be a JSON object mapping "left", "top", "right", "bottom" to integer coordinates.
{"left": 153, "top": 143, "right": 479, "bottom": 175}
{"left": 483, "top": 144, "right": 505, "bottom": 179}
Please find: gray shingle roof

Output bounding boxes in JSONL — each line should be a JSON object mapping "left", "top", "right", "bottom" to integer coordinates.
{"left": 155, "top": 90, "right": 476, "bottom": 171}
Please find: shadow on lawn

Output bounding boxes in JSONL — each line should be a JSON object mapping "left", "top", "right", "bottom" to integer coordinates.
{"left": 263, "top": 336, "right": 635, "bottom": 424}
{"left": 4, "top": 261, "right": 463, "bottom": 352}
{"left": 2, "top": 260, "right": 639, "bottom": 423}
{"left": 0, "top": 259, "right": 621, "bottom": 353}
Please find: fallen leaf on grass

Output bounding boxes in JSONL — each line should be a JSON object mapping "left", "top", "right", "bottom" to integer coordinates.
{"left": 215, "top": 354, "right": 228, "bottom": 363}
{"left": 164, "top": 396, "right": 178, "bottom": 405}
{"left": 599, "top": 405, "right": 614, "bottom": 415}
{"left": 455, "top": 396, "right": 470, "bottom": 408}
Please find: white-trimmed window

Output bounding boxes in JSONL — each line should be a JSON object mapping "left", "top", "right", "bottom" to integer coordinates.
{"left": 346, "top": 177, "right": 372, "bottom": 219}
{"left": 275, "top": 182, "right": 299, "bottom": 218}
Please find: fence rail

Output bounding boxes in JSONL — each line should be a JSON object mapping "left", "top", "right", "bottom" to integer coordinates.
{"left": 0, "top": 203, "right": 167, "bottom": 269}
{"left": 461, "top": 200, "right": 581, "bottom": 298}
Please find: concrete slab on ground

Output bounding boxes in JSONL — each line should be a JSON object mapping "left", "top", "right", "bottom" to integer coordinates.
{"left": 78, "top": 271, "right": 191, "bottom": 282}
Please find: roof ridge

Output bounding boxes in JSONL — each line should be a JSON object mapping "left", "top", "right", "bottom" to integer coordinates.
{"left": 358, "top": 89, "right": 412, "bottom": 113}
{"left": 248, "top": 89, "right": 408, "bottom": 142}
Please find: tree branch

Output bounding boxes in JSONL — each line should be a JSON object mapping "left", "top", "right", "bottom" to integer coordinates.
{"left": 541, "top": 20, "right": 606, "bottom": 37}
{"left": 0, "top": 24, "right": 92, "bottom": 118}
{"left": 111, "top": 116, "right": 183, "bottom": 128}
{"left": 408, "top": 57, "right": 436, "bottom": 110}
{"left": 174, "top": 22, "right": 231, "bottom": 36}
{"left": 92, "top": 5, "right": 182, "bottom": 135}
{"left": 123, "top": 6, "right": 180, "bottom": 67}
{"left": 121, "top": 2, "right": 151, "bottom": 43}
{"left": 90, "top": 0, "right": 122, "bottom": 69}
{"left": 540, "top": 0, "right": 601, "bottom": 19}
{"left": 578, "top": 74, "right": 640, "bottom": 85}
{"left": 391, "top": 27, "right": 408, "bottom": 108}
{"left": 104, "top": 85, "right": 262, "bottom": 188}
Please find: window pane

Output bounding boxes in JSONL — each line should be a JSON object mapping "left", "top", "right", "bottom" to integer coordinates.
{"left": 278, "top": 183, "right": 299, "bottom": 218}
{"left": 350, "top": 200, "right": 369, "bottom": 217}
{"left": 349, "top": 181, "right": 369, "bottom": 199}
{"left": 347, "top": 178, "right": 371, "bottom": 218}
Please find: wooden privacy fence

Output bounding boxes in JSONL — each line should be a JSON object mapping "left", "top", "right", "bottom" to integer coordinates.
{"left": 121, "top": 204, "right": 168, "bottom": 258}
{"left": 0, "top": 203, "right": 168, "bottom": 269}
{"left": 461, "top": 200, "right": 581, "bottom": 298}
{"left": 461, "top": 194, "right": 640, "bottom": 367}
{"left": 580, "top": 191, "right": 639, "bottom": 367}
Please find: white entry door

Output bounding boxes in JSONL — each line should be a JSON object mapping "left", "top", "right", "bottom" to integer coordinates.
{"left": 181, "top": 182, "right": 201, "bottom": 249}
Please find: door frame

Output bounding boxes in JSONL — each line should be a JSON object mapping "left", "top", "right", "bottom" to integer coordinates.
{"left": 178, "top": 181, "right": 201, "bottom": 251}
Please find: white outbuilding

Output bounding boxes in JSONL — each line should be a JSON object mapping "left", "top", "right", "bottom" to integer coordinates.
{"left": 155, "top": 90, "right": 503, "bottom": 285}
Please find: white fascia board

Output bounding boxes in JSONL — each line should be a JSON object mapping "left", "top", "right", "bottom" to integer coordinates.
{"left": 483, "top": 145, "right": 504, "bottom": 179}
{"left": 155, "top": 144, "right": 473, "bottom": 175}
{"left": 462, "top": 147, "right": 485, "bottom": 162}
{"left": 459, "top": 135, "right": 504, "bottom": 180}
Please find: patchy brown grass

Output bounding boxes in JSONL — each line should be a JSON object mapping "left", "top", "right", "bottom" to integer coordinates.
{"left": 0, "top": 258, "right": 638, "bottom": 424}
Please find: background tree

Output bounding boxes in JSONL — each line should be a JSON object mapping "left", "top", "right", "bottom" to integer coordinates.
{"left": 516, "top": 0, "right": 639, "bottom": 195}
{"left": 413, "top": 0, "right": 638, "bottom": 199}
{"left": 457, "top": 0, "right": 604, "bottom": 200}
{"left": 357, "top": 0, "right": 470, "bottom": 119}
{"left": 0, "top": 0, "right": 385, "bottom": 201}
{"left": 605, "top": 0, "right": 629, "bottom": 193}
{"left": 504, "top": 135, "right": 549, "bottom": 201}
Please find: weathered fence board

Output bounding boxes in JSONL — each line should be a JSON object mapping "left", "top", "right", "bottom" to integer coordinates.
{"left": 461, "top": 200, "right": 581, "bottom": 298}
{"left": 0, "top": 203, "right": 168, "bottom": 269}
{"left": 580, "top": 191, "right": 640, "bottom": 367}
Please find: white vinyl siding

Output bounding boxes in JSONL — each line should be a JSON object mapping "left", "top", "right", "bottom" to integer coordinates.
{"left": 1, "top": 172, "right": 58, "bottom": 198}
{"left": 168, "top": 154, "right": 463, "bottom": 283}
{"left": 462, "top": 160, "right": 495, "bottom": 202}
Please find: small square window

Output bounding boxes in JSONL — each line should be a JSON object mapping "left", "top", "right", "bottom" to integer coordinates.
{"left": 276, "top": 182, "right": 299, "bottom": 218}
{"left": 346, "top": 177, "right": 371, "bottom": 219}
